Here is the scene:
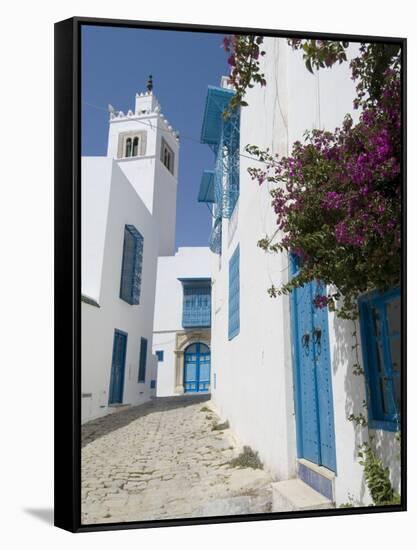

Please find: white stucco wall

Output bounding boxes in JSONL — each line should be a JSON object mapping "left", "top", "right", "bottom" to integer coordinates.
{"left": 81, "top": 157, "right": 113, "bottom": 303}
{"left": 81, "top": 159, "right": 159, "bottom": 422}
{"left": 209, "top": 37, "right": 393, "bottom": 504}
{"left": 153, "top": 247, "right": 212, "bottom": 397}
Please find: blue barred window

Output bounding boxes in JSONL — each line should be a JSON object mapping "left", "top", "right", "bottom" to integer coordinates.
{"left": 228, "top": 245, "right": 240, "bottom": 340}
{"left": 358, "top": 287, "right": 401, "bottom": 431}
{"left": 120, "top": 224, "right": 144, "bottom": 305}
{"left": 182, "top": 284, "right": 211, "bottom": 328}
{"left": 138, "top": 337, "right": 147, "bottom": 383}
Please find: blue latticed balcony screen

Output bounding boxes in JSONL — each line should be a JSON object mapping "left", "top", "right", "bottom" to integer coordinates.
{"left": 179, "top": 278, "right": 212, "bottom": 328}
{"left": 199, "top": 86, "right": 240, "bottom": 254}
{"left": 119, "top": 224, "right": 144, "bottom": 305}
{"left": 212, "top": 111, "right": 240, "bottom": 219}
{"left": 209, "top": 217, "right": 222, "bottom": 255}
{"left": 228, "top": 245, "right": 240, "bottom": 340}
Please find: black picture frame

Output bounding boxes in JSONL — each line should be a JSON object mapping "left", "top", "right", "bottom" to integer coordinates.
{"left": 54, "top": 16, "right": 407, "bottom": 533}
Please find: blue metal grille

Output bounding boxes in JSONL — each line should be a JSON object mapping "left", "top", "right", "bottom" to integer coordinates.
{"left": 200, "top": 86, "right": 240, "bottom": 255}
{"left": 212, "top": 109, "right": 240, "bottom": 219}
{"left": 120, "top": 224, "right": 144, "bottom": 305}
{"left": 182, "top": 285, "right": 211, "bottom": 328}
{"left": 228, "top": 245, "right": 240, "bottom": 340}
{"left": 209, "top": 217, "right": 222, "bottom": 254}
{"left": 138, "top": 337, "right": 147, "bottom": 382}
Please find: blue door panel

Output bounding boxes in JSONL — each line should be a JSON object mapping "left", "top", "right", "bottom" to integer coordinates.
{"left": 295, "top": 283, "right": 321, "bottom": 465}
{"left": 291, "top": 269, "right": 337, "bottom": 472}
{"left": 185, "top": 362, "right": 197, "bottom": 381}
{"left": 184, "top": 343, "right": 211, "bottom": 393}
{"left": 312, "top": 281, "right": 337, "bottom": 472}
{"left": 109, "top": 330, "right": 127, "bottom": 404}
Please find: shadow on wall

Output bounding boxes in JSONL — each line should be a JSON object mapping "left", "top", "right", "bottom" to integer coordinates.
{"left": 372, "top": 430, "right": 401, "bottom": 493}
{"left": 82, "top": 394, "right": 210, "bottom": 448}
{"left": 331, "top": 306, "right": 401, "bottom": 501}
{"left": 331, "top": 310, "right": 368, "bottom": 503}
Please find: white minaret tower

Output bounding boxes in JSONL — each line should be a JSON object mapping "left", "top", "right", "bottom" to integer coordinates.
{"left": 107, "top": 75, "right": 179, "bottom": 256}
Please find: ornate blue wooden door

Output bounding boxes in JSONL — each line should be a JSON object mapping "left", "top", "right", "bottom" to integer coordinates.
{"left": 184, "top": 343, "right": 210, "bottom": 393}
{"left": 291, "top": 259, "right": 337, "bottom": 472}
{"left": 109, "top": 329, "right": 127, "bottom": 404}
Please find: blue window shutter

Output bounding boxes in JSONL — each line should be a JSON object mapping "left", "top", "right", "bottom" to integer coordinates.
{"left": 120, "top": 225, "right": 144, "bottom": 305}
{"left": 156, "top": 350, "right": 164, "bottom": 362}
{"left": 359, "top": 287, "right": 401, "bottom": 431}
{"left": 228, "top": 245, "right": 240, "bottom": 340}
{"left": 182, "top": 285, "right": 211, "bottom": 328}
{"left": 150, "top": 380, "right": 156, "bottom": 389}
{"left": 138, "top": 337, "right": 148, "bottom": 382}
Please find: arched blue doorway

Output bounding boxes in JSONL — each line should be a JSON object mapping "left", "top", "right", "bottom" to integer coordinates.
{"left": 184, "top": 342, "right": 210, "bottom": 393}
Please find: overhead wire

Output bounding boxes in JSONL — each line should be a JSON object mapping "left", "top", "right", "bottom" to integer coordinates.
{"left": 82, "top": 100, "right": 277, "bottom": 166}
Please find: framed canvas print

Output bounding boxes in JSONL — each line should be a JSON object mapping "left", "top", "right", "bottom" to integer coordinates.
{"left": 54, "top": 16, "right": 406, "bottom": 532}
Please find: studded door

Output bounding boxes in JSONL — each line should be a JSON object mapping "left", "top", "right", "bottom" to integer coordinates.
{"left": 290, "top": 259, "right": 336, "bottom": 472}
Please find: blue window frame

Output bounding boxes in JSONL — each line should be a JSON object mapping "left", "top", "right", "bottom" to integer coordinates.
{"left": 359, "top": 287, "right": 401, "bottom": 431}
{"left": 138, "top": 337, "right": 148, "bottom": 383}
{"left": 181, "top": 281, "right": 211, "bottom": 328}
{"left": 120, "top": 224, "right": 144, "bottom": 305}
{"left": 155, "top": 350, "right": 164, "bottom": 362}
{"left": 228, "top": 245, "right": 240, "bottom": 340}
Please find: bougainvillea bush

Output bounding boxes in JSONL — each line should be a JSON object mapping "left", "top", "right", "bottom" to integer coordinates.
{"left": 245, "top": 42, "right": 401, "bottom": 318}
{"left": 222, "top": 35, "right": 266, "bottom": 113}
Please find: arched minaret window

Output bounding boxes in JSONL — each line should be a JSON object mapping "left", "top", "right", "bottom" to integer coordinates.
{"left": 117, "top": 131, "right": 147, "bottom": 159}
{"left": 132, "top": 136, "right": 139, "bottom": 157}
{"left": 160, "top": 138, "right": 174, "bottom": 174}
{"left": 125, "top": 137, "right": 132, "bottom": 157}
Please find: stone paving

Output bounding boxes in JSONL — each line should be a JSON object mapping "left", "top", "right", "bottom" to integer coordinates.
{"left": 81, "top": 395, "right": 273, "bottom": 524}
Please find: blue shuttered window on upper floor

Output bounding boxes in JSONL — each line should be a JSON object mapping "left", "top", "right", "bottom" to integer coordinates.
{"left": 120, "top": 224, "right": 144, "bottom": 305}
{"left": 228, "top": 245, "right": 240, "bottom": 340}
{"left": 138, "top": 337, "right": 148, "bottom": 383}
{"left": 156, "top": 350, "right": 164, "bottom": 362}
{"left": 358, "top": 287, "right": 401, "bottom": 431}
{"left": 182, "top": 285, "right": 211, "bottom": 328}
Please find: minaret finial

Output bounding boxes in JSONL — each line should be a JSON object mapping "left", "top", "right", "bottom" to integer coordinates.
{"left": 146, "top": 74, "right": 153, "bottom": 92}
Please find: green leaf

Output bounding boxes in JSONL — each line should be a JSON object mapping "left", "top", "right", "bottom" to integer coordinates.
{"left": 305, "top": 58, "right": 314, "bottom": 74}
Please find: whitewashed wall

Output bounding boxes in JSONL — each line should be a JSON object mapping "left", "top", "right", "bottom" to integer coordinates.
{"left": 81, "top": 157, "right": 113, "bottom": 304}
{"left": 153, "top": 247, "right": 212, "bottom": 396}
{"left": 209, "top": 37, "right": 394, "bottom": 504}
{"left": 81, "top": 158, "right": 159, "bottom": 422}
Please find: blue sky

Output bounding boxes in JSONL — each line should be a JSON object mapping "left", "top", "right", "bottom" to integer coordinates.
{"left": 81, "top": 25, "right": 229, "bottom": 248}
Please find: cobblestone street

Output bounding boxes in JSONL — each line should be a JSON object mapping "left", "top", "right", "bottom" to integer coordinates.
{"left": 81, "top": 395, "right": 273, "bottom": 524}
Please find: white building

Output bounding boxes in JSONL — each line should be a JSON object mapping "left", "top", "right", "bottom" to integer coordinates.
{"left": 152, "top": 247, "right": 212, "bottom": 397}
{"left": 81, "top": 84, "right": 180, "bottom": 423}
{"left": 199, "top": 38, "right": 401, "bottom": 508}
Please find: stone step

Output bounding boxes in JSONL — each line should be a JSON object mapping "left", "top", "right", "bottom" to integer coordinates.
{"left": 272, "top": 479, "right": 335, "bottom": 513}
